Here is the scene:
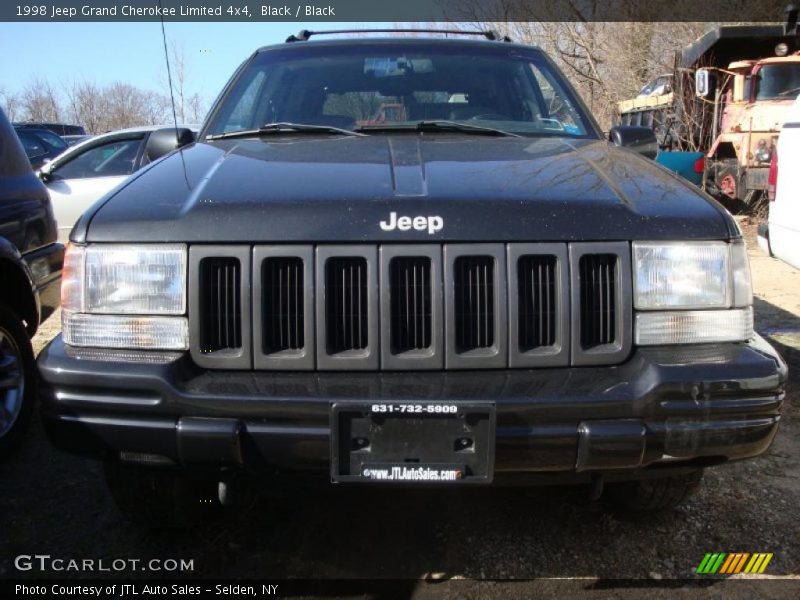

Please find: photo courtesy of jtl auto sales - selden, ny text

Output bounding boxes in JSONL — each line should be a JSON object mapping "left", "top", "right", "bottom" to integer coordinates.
{"left": 2, "top": 0, "right": 800, "bottom": 598}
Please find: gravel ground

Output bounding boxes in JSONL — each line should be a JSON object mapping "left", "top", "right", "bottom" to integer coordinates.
{"left": 1, "top": 219, "right": 798, "bottom": 595}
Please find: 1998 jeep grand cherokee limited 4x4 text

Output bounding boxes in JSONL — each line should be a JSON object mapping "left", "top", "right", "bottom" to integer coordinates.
{"left": 38, "top": 31, "right": 787, "bottom": 527}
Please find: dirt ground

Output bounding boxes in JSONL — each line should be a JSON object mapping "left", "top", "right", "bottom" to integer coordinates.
{"left": 1, "top": 218, "right": 799, "bottom": 595}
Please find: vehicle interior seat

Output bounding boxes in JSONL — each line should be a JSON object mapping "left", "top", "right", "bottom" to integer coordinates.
{"left": 307, "top": 114, "right": 357, "bottom": 129}
{"left": 406, "top": 103, "right": 452, "bottom": 121}
{"left": 447, "top": 105, "right": 503, "bottom": 120}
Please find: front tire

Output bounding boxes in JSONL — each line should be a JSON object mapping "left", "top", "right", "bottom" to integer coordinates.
{"left": 104, "top": 462, "right": 221, "bottom": 529}
{"left": 605, "top": 469, "right": 703, "bottom": 512}
{"left": 713, "top": 161, "right": 748, "bottom": 213}
{"left": 0, "top": 305, "right": 36, "bottom": 459}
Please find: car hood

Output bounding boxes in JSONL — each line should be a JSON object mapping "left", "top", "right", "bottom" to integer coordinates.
{"left": 79, "top": 135, "right": 735, "bottom": 243}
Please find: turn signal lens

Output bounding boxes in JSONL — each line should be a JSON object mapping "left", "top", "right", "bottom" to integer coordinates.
{"left": 62, "top": 313, "right": 189, "bottom": 350}
{"left": 635, "top": 308, "right": 753, "bottom": 345}
{"left": 61, "top": 243, "right": 85, "bottom": 312}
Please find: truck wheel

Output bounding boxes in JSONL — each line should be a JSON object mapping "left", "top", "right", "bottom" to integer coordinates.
{"left": 104, "top": 462, "right": 221, "bottom": 529}
{"left": 0, "top": 305, "right": 36, "bottom": 460}
{"left": 715, "top": 164, "right": 748, "bottom": 213}
{"left": 605, "top": 469, "right": 703, "bottom": 512}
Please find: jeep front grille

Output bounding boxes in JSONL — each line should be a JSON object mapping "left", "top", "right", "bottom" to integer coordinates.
{"left": 453, "top": 256, "right": 495, "bottom": 352}
{"left": 198, "top": 257, "right": 241, "bottom": 353}
{"left": 389, "top": 256, "right": 432, "bottom": 353}
{"left": 189, "top": 243, "right": 632, "bottom": 370}
{"left": 579, "top": 254, "right": 617, "bottom": 349}
{"left": 325, "top": 257, "right": 369, "bottom": 354}
{"left": 517, "top": 255, "right": 557, "bottom": 351}
{"left": 262, "top": 256, "right": 304, "bottom": 353}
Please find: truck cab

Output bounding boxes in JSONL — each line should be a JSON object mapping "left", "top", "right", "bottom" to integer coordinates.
{"left": 706, "top": 54, "right": 800, "bottom": 205}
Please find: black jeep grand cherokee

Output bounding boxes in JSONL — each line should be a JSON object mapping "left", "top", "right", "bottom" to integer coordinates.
{"left": 38, "top": 33, "right": 787, "bottom": 526}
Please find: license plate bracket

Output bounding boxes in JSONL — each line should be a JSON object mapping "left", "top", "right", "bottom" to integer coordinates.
{"left": 330, "top": 402, "right": 495, "bottom": 483}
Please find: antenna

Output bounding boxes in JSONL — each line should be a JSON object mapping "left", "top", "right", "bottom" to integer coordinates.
{"left": 156, "top": 0, "right": 190, "bottom": 189}
{"left": 158, "top": 0, "right": 179, "bottom": 135}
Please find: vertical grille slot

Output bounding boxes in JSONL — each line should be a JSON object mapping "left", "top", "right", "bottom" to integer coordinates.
{"left": 390, "top": 257, "right": 432, "bottom": 353}
{"left": 453, "top": 256, "right": 495, "bottom": 352}
{"left": 199, "top": 257, "right": 242, "bottom": 353}
{"left": 262, "top": 257, "right": 304, "bottom": 353}
{"left": 579, "top": 254, "right": 617, "bottom": 349}
{"left": 517, "top": 255, "right": 557, "bottom": 351}
{"left": 325, "top": 257, "right": 368, "bottom": 354}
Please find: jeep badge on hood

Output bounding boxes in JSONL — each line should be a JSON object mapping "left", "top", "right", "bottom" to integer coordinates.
{"left": 380, "top": 212, "right": 444, "bottom": 234}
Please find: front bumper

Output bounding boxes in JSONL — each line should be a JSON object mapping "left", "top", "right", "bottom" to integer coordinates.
{"left": 38, "top": 334, "right": 787, "bottom": 482}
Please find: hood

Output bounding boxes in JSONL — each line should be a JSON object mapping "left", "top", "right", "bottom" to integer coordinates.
{"left": 79, "top": 134, "right": 735, "bottom": 243}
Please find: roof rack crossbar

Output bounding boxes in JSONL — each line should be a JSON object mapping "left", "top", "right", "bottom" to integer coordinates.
{"left": 285, "top": 29, "right": 512, "bottom": 43}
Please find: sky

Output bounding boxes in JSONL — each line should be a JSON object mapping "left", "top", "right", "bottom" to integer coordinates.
{"left": 0, "top": 21, "right": 392, "bottom": 102}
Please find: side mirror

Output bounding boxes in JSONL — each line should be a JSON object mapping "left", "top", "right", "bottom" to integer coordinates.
{"left": 37, "top": 160, "right": 54, "bottom": 182}
{"left": 695, "top": 69, "right": 710, "bottom": 98}
{"left": 609, "top": 125, "right": 658, "bottom": 160}
{"left": 145, "top": 127, "right": 195, "bottom": 162}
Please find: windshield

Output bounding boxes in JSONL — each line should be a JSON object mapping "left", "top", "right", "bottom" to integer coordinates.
{"left": 755, "top": 64, "right": 800, "bottom": 100}
{"left": 204, "top": 43, "right": 597, "bottom": 138}
{"left": 32, "top": 129, "right": 68, "bottom": 150}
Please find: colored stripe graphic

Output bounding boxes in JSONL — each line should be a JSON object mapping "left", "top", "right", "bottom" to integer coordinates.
{"left": 744, "top": 553, "right": 773, "bottom": 574}
{"left": 719, "top": 554, "right": 736, "bottom": 574}
{"left": 733, "top": 553, "right": 750, "bottom": 574}
{"left": 719, "top": 553, "right": 750, "bottom": 574}
{"left": 697, "top": 553, "right": 726, "bottom": 574}
{"left": 698, "top": 553, "right": 774, "bottom": 575}
{"left": 696, "top": 553, "right": 714, "bottom": 574}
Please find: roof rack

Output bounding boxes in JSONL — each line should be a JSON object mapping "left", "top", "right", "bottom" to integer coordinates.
{"left": 285, "top": 29, "right": 512, "bottom": 43}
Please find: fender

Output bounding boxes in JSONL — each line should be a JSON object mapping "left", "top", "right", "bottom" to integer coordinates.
{"left": 0, "top": 236, "right": 39, "bottom": 336}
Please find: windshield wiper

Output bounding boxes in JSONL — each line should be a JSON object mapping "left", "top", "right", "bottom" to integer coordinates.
{"left": 778, "top": 86, "right": 800, "bottom": 97}
{"left": 355, "top": 120, "right": 521, "bottom": 137}
{"left": 206, "top": 122, "right": 365, "bottom": 140}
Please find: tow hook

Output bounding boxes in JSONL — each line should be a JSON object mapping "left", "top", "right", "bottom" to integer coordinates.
{"left": 218, "top": 473, "right": 235, "bottom": 507}
{"left": 589, "top": 473, "right": 604, "bottom": 501}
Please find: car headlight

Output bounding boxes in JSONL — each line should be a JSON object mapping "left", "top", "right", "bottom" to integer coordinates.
{"left": 633, "top": 241, "right": 753, "bottom": 345}
{"left": 754, "top": 139, "right": 772, "bottom": 164}
{"left": 62, "top": 244, "right": 188, "bottom": 350}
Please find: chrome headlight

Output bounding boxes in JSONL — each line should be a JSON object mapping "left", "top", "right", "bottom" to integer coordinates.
{"left": 62, "top": 244, "right": 188, "bottom": 350}
{"left": 754, "top": 139, "right": 772, "bottom": 164}
{"left": 633, "top": 241, "right": 753, "bottom": 345}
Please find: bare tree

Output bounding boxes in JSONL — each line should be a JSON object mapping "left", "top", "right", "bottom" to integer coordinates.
{"left": 0, "top": 87, "right": 20, "bottom": 121}
{"left": 439, "top": 0, "right": 784, "bottom": 130}
{"left": 186, "top": 93, "right": 208, "bottom": 123}
{"left": 19, "top": 78, "right": 62, "bottom": 122}
{"left": 160, "top": 40, "right": 189, "bottom": 122}
{"left": 8, "top": 74, "right": 196, "bottom": 133}
{"left": 64, "top": 79, "right": 106, "bottom": 133}
{"left": 154, "top": 40, "right": 211, "bottom": 124}
{"left": 62, "top": 80, "right": 171, "bottom": 133}
{"left": 141, "top": 91, "right": 172, "bottom": 126}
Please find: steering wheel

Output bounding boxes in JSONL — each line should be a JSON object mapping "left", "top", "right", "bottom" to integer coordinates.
{"left": 468, "top": 113, "right": 509, "bottom": 121}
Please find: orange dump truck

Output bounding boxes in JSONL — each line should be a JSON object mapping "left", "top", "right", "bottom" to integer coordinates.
{"left": 617, "top": 6, "right": 800, "bottom": 210}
